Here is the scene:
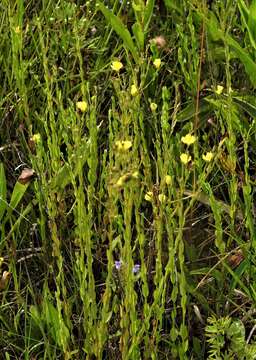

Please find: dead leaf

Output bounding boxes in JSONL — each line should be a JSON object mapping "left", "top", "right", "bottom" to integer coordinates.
{"left": 227, "top": 249, "right": 244, "bottom": 269}
{"left": 18, "top": 168, "right": 35, "bottom": 184}
{"left": 0, "top": 271, "right": 11, "bottom": 290}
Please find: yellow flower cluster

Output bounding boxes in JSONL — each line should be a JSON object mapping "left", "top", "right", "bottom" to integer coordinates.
{"left": 144, "top": 191, "right": 166, "bottom": 203}
{"left": 180, "top": 133, "right": 214, "bottom": 165}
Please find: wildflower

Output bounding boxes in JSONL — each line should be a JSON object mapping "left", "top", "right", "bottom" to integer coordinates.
{"left": 114, "top": 260, "right": 122, "bottom": 270}
{"left": 150, "top": 102, "right": 157, "bottom": 112}
{"left": 165, "top": 175, "right": 172, "bottom": 185}
{"left": 31, "top": 133, "right": 41, "bottom": 143}
{"left": 215, "top": 85, "right": 224, "bottom": 95}
{"left": 133, "top": 264, "right": 140, "bottom": 274}
{"left": 202, "top": 152, "right": 214, "bottom": 162}
{"left": 145, "top": 191, "right": 153, "bottom": 202}
{"left": 158, "top": 194, "right": 166, "bottom": 203}
{"left": 115, "top": 140, "right": 132, "bottom": 151}
{"left": 76, "top": 101, "right": 88, "bottom": 112}
{"left": 111, "top": 60, "right": 123, "bottom": 72}
{"left": 131, "top": 84, "right": 138, "bottom": 96}
{"left": 180, "top": 153, "right": 192, "bottom": 165}
{"left": 153, "top": 58, "right": 161, "bottom": 69}
{"left": 115, "top": 171, "right": 138, "bottom": 187}
{"left": 116, "top": 175, "right": 127, "bottom": 187}
{"left": 152, "top": 36, "right": 166, "bottom": 49}
{"left": 181, "top": 133, "right": 196, "bottom": 146}
{"left": 14, "top": 26, "right": 21, "bottom": 34}
{"left": 132, "top": 171, "right": 139, "bottom": 179}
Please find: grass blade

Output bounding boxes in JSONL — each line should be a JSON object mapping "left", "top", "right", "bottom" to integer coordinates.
{"left": 0, "top": 163, "right": 7, "bottom": 221}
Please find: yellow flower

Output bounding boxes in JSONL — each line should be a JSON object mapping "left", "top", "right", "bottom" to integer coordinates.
{"left": 158, "top": 194, "right": 166, "bottom": 203}
{"left": 150, "top": 102, "right": 157, "bottom": 112}
{"left": 215, "top": 85, "right": 224, "bottom": 95}
{"left": 145, "top": 191, "right": 153, "bottom": 202}
{"left": 0, "top": 257, "right": 4, "bottom": 267}
{"left": 153, "top": 58, "right": 161, "bottom": 69}
{"left": 31, "top": 133, "right": 41, "bottom": 143}
{"left": 165, "top": 175, "right": 172, "bottom": 185}
{"left": 14, "top": 26, "right": 21, "bottom": 34}
{"left": 115, "top": 171, "right": 139, "bottom": 187}
{"left": 181, "top": 133, "right": 196, "bottom": 146}
{"left": 76, "top": 101, "right": 88, "bottom": 112}
{"left": 202, "top": 152, "right": 214, "bottom": 162}
{"left": 115, "top": 140, "right": 132, "bottom": 151}
{"left": 180, "top": 153, "right": 192, "bottom": 165}
{"left": 132, "top": 171, "right": 139, "bottom": 178}
{"left": 131, "top": 84, "right": 138, "bottom": 96}
{"left": 111, "top": 60, "right": 123, "bottom": 72}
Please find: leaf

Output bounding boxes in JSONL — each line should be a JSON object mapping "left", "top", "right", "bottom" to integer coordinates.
{"left": 163, "top": 0, "right": 182, "bottom": 14}
{"left": 238, "top": 0, "right": 249, "bottom": 20}
{"left": 207, "top": 12, "right": 222, "bottom": 42}
{"left": 0, "top": 271, "right": 11, "bottom": 290}
{"left": 52, "top": 137, "right": 89, "bottom": 190}
{"left": 177, "top": 98, "right": 212, "bottom": 123}
{"left": 238, "top": 0, "right": 256, "bottom": 50}
{"left": 183, "top": 189, "right": 244, "bottom": 221}
{"left": 206, "top": 9, "right": 256, "bottom": 86}
{"left": 9, "top": 181, "right": 29, "bottom": 211}
{"left": 97, "top": 1, "right": 139, "bottom": 63}
{"left": 0, "top": 163, "right": 7, "bottom": 221}
{"left": 248, "top": 0, "right": 256, "bottom": 48}
{"left": 232, "top": 95, "right": 256, "bottom": 118}
{"left": 144, "top": 0, "right": 155, "bottom": 32}
{"left": 132, "top": 22, "right": 144, "bottom": 50}
{"left": 18, "top": 168, "right": 35, "bottom": 185}
{"left": 225, "top": 34, "right": 256, "bottom": 87}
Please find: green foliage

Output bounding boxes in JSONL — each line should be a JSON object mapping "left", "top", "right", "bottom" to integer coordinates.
{"left": 206, "top": 316, "right": 256, "bottom": 359}
{"left": 0, "top": 0, "right": 256, "bottom": 358}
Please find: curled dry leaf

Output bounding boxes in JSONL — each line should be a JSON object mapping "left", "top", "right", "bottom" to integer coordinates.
{"left": 0, "top": 271, "right": 11, "bottom": 290}
{"left": 18, "top": 168, "right": 35, "bottom": 184}
{"left": 227, "top": 249, "right": 244, "bottom": 269}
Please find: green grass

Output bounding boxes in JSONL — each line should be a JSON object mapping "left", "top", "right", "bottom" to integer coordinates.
{"left": 0, "top": 0, "right": 256, "bottom": 359}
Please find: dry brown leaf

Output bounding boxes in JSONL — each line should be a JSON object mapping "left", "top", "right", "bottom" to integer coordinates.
{"left": 18, "top": 168, "right": 35, "bottom": 184}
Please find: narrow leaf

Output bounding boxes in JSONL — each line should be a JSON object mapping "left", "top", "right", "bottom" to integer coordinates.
{"left": 98, "top": 1, "right": 139, "bottom": 63}
{"left": 0, "top": 163, "right": 7, "bottom": 221}
{"left": 132, "top": 22, "right": 144, "bottom": 50}
{"left": 144, "top": 0, "right": 155, "bottom": 32}
{"left": 9, "top": 181, "right": 29, "bottom": 210}
{"left": 248, "top": 0, "right": 256, "bottom": 47}
{"left": 225, "top": 34, "right": 256, "bottom": 87}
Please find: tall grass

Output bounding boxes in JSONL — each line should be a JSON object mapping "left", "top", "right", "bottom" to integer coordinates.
{"left": 0, "top": 0, "right": 256, "bottom": 358}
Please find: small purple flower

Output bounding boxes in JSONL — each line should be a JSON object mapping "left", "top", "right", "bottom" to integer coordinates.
{"left": 114, "top": 260, "right": 122, "bottom": 270}
{"left": 133, "top": 264, "right": 140, "bottom": 274}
